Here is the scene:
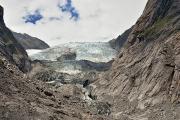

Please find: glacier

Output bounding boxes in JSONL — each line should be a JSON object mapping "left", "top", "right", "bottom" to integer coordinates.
{"left": 28, "top": 42, "right": 117, "bottom": 63}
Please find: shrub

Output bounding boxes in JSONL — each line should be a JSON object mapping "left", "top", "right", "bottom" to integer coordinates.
{"left": 140, "top": 17, "right": 171, "bottom": 37}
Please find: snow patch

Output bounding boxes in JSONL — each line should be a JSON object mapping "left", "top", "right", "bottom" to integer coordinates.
{"left": 26, "top": 49, "right": 42, "bottom": 56}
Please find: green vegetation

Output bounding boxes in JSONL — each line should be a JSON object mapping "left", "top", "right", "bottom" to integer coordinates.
{"left": 140, "top": 17, "right": 171, "bottom": 37}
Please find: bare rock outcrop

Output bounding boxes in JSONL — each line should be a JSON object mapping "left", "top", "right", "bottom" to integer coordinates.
{"left": 92, "top": 0, "right": 180, "bottom": 119}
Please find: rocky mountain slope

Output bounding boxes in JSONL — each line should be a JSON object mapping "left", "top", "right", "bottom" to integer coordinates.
{"left": 92, "top": 0, "right": 180, "bottom": 119}
{"left": 0, "top": 6, "right": 31, "bottom": 72}
{"left": 0, "top": 5, "right": 110, "bottom": 120}
{"left": 0, "top": 0, "right": 180, "bottom": 119}
{"left": 13, "top": 32, "right": 50, "bottom": 50}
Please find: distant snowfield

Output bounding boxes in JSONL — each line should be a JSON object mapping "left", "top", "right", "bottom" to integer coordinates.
{"left": 28, "top": 42, "right": 117, "bottom": 63}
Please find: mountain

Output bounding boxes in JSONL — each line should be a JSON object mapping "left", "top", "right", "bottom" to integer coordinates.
{"left": 0, "top": 54, "right": 107, "bottom": 120}
{"left": 0, "top": 5, "right": 107, "bottom": 120}
{"left": 109, "top": 26, "right": 133, "bottom": 51}
{"left": 12, "top": 32, "right": 50, "bottom": 50}
{"left": 0, "top": 6, "right": 31, "bottom": 72}
{"left": 92, "top": 0, "right": 180, "bottom": 119}
{"left": 0, "top": 0, "right": 180, "bottom": 119}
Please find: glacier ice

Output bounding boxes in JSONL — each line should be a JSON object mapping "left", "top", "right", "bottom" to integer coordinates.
{"left": 28, "top": 42, "right": 117, "bottom": 63}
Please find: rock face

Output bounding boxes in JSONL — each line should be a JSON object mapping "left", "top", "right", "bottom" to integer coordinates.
{"left": 0, "top": 6, "right": 109, "bottom": 119}
{"left": 0, "top": 6, "right": 31, "bottom": 72}
{"left": 12, "top": 32, "right": 50, "bottom": 50}
{"left": 92, "top": 0, "right": 180, "bottom": 119}
{"left": 109, "top": 26, "right": 133, "bottom": 51}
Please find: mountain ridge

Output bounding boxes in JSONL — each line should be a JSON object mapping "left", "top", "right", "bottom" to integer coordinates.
{"left": 0, "top": 5, "right": 31, "bottom": 72}
{"left": 12, "top": 32, "right": 50, "bottom": 50}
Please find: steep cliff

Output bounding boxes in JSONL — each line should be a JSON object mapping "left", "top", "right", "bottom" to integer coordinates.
{"left": 0, "top": 5, "right": 31, "bottom": 72}
{"left": 92, "top": 0, "right": 180, "bottom": 119}
{"left": 13, "top": 32, "right": 50, "bottom": 50}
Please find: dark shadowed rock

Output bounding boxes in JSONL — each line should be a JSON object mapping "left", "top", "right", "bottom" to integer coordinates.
{"left": 12, "top": 32, "right": 50, "bottom": 50}
{"left": 0, "top": 5, "right": 31, "bottom": 72}
{"left": 0, "top": 6, "right": 4, "bottom": 25}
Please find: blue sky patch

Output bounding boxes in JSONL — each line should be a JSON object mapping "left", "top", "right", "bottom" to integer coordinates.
{"left": 23, "top": 10, "right": 43, "bottom": 24}
{"left": 58, "top": 0, "right": 80, "bottom": 21}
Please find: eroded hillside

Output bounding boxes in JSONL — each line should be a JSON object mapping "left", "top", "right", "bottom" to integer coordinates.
{"left": 92, "top": 0, "right": 180, "bottom": 119}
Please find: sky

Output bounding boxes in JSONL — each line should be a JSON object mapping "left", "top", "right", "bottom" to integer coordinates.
{"left": 0, "top": 0, "right": 148, "bottom": 46}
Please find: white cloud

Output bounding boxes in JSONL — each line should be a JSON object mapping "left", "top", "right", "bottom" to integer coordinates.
{"left": 0, "top": 0, "right": 148, "bottom": 46}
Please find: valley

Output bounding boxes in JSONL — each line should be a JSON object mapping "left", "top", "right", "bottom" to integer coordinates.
{"left": 0, "top": 0, "right": 180, "bottom": 120}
